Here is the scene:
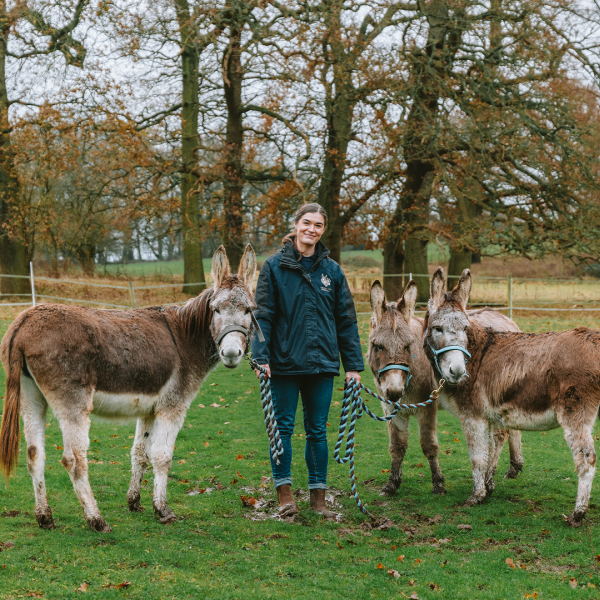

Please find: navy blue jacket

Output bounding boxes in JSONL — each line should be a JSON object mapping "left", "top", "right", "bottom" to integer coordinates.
{"left": 251, "top": 241, "right": 364, "bottom": 376}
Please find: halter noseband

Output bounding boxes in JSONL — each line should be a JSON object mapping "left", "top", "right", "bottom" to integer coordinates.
{"left": 377, "top": 364, "right": 412, "bottom": 388}
{"left": 215, "top": 313, "right": 265, "bottom": 347}
{"left": 426, "top": 340, "right": 471, "bottom": 376}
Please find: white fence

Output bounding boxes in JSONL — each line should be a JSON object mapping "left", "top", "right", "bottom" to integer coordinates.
{"left": 1, "top": 266, "right": 600, "bottom": 316}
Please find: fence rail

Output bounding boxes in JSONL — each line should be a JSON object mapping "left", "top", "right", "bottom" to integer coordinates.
{"left": 0, "top": 267, "right": 599, "bottom": 315}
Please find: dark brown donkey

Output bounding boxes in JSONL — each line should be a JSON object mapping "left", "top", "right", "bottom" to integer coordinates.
{"left": 423, "top": 267, "right": 600, "bottom": 526}
{"left": 369, "top": 280, "right": 524, "bottom": 497}
{"left": 0, "top": 245, "right": 257, "bottom": 531}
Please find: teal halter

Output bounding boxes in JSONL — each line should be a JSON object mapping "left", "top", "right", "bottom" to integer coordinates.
{"left": 427, "top": 341, "right": 471, "bottom": 376}
{"left": 377, "top": 364, "right": 412, "bottom": 388}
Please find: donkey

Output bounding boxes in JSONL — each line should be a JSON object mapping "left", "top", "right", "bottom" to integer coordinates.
{"left": 368, "top": 280, "right": 524, "bottom": 497}
{"left": 423, "top": 267, "right": 600, "bottom": 526}
{"left": 0, "top": 245, "right": 257, "bottom": 532}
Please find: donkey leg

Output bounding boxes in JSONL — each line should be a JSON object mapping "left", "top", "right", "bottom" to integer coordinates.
{"left": 21, "top": 376, "right": 54, "bottom": 529}
{"left": 505, "top": 430, "right": 524, "bottom": 479}
{"left": 462, "top": 418, "right": 493, "bottom": 506}
{"left": 149, "top": 414, "right": 183, "bottom": 524}
{"left": 58, "top": 409, "right": 111, "bottom": 532}
{"left": 381, "top": 414, "right": 409, "bottom": 496}
{"left": 417, "top": 405, "right": 445, "bottom": 495}
{"left": 561, "top": 421, "right": 596, "bottom": 527}
{"left": 127, "top": 417, "right": 153, "bottom": 513}
{"left": 491, "top": 428, "right": 509, "bottom": 479}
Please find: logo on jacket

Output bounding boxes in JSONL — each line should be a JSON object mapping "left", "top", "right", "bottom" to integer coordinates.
{"left": 321, "top": 274, "right": 331, "bottom": 287}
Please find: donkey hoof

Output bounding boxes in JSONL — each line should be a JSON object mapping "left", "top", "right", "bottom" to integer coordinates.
{"left": 380, "top": 479, "right": 401, "bottom": 496}
{"left": 88, "top": 516, "right": 112, "bottom": 533}
{"left": 155, "top": 507, "right": 177, "bottom": 524}
{"left": 563, "top": 512, "right": 584, "bottom": 528}
{"left": 464, "top": 495, "right": 485, "bottom": 507}
{"left": 36, "top": 510, "right": 56, "bottom": 530}
{"left": 504, "top": 465, "right": 523, "bottom": 480}
{"left": 128, "top": 500, "right": 145, "bottom": 513}
{"left": 432, "top": 486, "right": 446, "bottom": 496}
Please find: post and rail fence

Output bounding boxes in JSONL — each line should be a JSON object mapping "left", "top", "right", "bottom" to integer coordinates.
{"left": 1, "top": 266, "right": 600, "bottom": 315}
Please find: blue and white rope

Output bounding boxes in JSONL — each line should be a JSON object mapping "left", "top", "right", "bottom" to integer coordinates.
{"left": 334, "top": 377, "right": 445, "bottom": 516}
{"left": 246, "top": 356, "right": 284, "bottom": 465}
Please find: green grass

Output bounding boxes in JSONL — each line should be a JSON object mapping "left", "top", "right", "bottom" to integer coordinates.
{"left": 1, "top": 314, "right": 600, "bottom": 599}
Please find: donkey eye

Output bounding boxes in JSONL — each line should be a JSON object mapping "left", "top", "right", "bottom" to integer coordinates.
{"left": 433, "top": 326, "right": 442, "bottom": 334}
{"left": 214, "top": 308, "right": 221, "bottom": 314}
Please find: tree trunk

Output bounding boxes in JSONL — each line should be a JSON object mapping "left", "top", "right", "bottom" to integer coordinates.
{"left": 382, "top": 234, "right": 404, "bottom": 301}
{"left": 176, "top": 0, "right": 205, "bottom": 295}
{"left": 0, "top": 18, "right": 28, "bottom": 296}
{"left": 76, "top": 243, "right": 96, "bottom": 277}
{"left": 221, "top": 25, "right": 245, "bottom": 272}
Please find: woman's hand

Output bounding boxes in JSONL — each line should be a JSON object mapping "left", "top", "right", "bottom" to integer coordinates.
{"left": 345, "top": 371, "right": 361, "bottom": 384}
{"left": 255, "top": 364, "right": 271, "bottom": 378}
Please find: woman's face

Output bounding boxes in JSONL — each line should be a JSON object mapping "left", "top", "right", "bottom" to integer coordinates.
{"left": 295, "top": 212, "right": 326, "bottom": 248}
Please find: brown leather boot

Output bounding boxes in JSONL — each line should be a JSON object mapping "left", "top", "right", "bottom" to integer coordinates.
{"left": 309, "top": 489, "right": 336, "bottom": 520}
{"left": 276, "top": 484, "right": 299, "bottom": 517}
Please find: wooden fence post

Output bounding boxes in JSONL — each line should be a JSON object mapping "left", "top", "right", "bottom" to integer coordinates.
{"left": 30, "top": 262, "right": 36, "bottom": 306}
{"left": 507, "top": 273, "right": 512, "bottom": 320}
{"left": 128, "top": 281, "right": 137, "bottom": 309}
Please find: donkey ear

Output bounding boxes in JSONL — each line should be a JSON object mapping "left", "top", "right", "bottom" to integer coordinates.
{"left": 428, "top": 267, "right": 445, "bottom": 314}
{"left": 212, "top": 245, "right": 231, "bottom": 290}
{"left": 370, "top": 280, "right": 386, "bottom": 326}
{"left": 237, "top": 244, "right": 256, "bottom": 290}
{"left": 452, "top": 269, "right": 472, "bottom": 310}
{"left": 398, "top": 280, "right": 417, "bottom": 325}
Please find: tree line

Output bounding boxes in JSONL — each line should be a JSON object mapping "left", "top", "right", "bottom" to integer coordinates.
{"left": 2, "top": 0, "right": 600, "bottom": 301}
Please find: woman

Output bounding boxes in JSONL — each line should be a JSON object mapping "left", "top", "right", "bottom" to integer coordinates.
{"left": 252, "top": 203, "right": 364, "bottom": 518}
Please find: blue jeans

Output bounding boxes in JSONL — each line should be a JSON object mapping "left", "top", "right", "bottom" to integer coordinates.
{"left": 269, "top": 374, "right": 334, "bottom": 490}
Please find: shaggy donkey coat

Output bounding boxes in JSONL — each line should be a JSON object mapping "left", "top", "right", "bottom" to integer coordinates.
{"left": 368, "top": 280, "right": 524, "bottom": 497}
{"left": 0, "top": 245, "right": 257, "bottom": 531}
{"left": 423, "top": 267, "right": 600, "bottom": 526}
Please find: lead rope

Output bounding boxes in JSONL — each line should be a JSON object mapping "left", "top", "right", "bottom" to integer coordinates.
{"left": 334, "top": 378, "right": 446, "bottom": 517}
{"left": 245, "top": 355, "right": 284, "bottom": 465}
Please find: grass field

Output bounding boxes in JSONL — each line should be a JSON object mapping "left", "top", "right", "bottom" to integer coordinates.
{"left": 1, "top": 313, "right": 600, "bottom": 599}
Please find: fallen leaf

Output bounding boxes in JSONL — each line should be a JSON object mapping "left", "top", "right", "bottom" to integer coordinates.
{"left": 441, "top": 560, "right": 448, "bottom": 566}
{"left": 236, "top": 454, "right": 245, "bottom": 460}
{"left": 77, "top": 583, "right": 88, "bottom": 592}
{"left": 410, "top": 594, "right": 419, "bottom": 600}
{"left": 454, "top": 438, "right": 459, "bottom": 442}
{"left": 505, "top": 557, "right": 516, "bottom": 569}
{"left": 457, "top": 524, "right": 472, "bottom": 531}
{"left": 596, "top": 554, "right": 600, "bottom": 563}
{"left": 391, "top": 545, "right": 397, "bottom": 550}
{"left": 337, "top": 540, "right": 344, "bottom": 549}
{"left": 56, "top": 445, "right": 63, "bottom": 450}
{"left": 439, "top": 538, "right": 450, "bottom": 544}
{"left": 218, "top": 431, "right": 223, "bottom": 434}
{"left": 429, "top": 582, "right": 440, "bottom": 591}
{"left": 525, "top": 593, "right": 539, "bottom": 598}
{"left": 588, "top": 583, "right": 597, "bottom": 589}
{"left": 569, "top": 577, "right": 577, "bottom": 589}
{"left": 116, "top": 582, "right": 131, "bottom": 589}
{"left": 230, "top": 478, "right": 238, "bottom": 485}
{"left": 414, "top": 558, "right": 421, "bottom": 565}
{"left": 387, "top": 569, "right": 400, "bottom": 579}
{"left": 26, "top": 592, "right": 43, "bottom": 598}
{"left": 210, "top": 403, "right": 220, "bottom": 408}
{"left": 236, "top": 470, "right": 244, "bottom": 478}
{"left": 198, "top": 404, "right": 205, "bottom": 408}
{"left": 397, "top": 555, "right": 405, "bottom": 561}
{"left": 110, "top": 460, "right": 116, "bottom": 465}
{"left": 376, "top": 563, "right": 384, "bottom": 569}
{"left": 204, "top": 441, "right": 209, "bottom": 447}
{"left": 178, "top": 460, "right": 186, "bottom": 464}
{"left": 381, "top": 469, "right": 391, "bottom": 473}
{"left": 408, "top": 578, "right": 415, "bottom": 586}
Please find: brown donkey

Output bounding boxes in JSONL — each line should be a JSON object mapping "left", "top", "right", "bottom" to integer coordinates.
{"left": 368, "top": 280, "right": 524, "bottom": 497}
{"left": 0, "top": 245, "right": 257, "bottom": 531}
{"left": 423, "top": 267, "right": 600, "bottom": 526}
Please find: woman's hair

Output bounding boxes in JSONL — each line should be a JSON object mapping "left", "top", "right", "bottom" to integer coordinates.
{"left": 281, "top": 203, "right": 328, "bottom": 245}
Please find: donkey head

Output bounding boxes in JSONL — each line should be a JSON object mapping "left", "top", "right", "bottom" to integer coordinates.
{"left": 367, "top": 280, "right": 419, "bottom": 401}
{"left": 424, "top": 267, "right": 472, "bottom": 385}
{"left": 210, "top": 244, "right": 257, "bottom": 368}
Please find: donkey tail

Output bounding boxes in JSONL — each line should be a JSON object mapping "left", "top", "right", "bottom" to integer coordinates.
{"left": 0, "top": 342, "right": 23, "bottom": 481}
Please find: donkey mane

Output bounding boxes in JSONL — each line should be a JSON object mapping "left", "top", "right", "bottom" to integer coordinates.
{"left": 177, "top": 287, "right": 215, "bottom": 339}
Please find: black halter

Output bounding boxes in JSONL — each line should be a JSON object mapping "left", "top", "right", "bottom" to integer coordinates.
{"left": 214, "top": 313, "right": 265, "bottom": 347}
